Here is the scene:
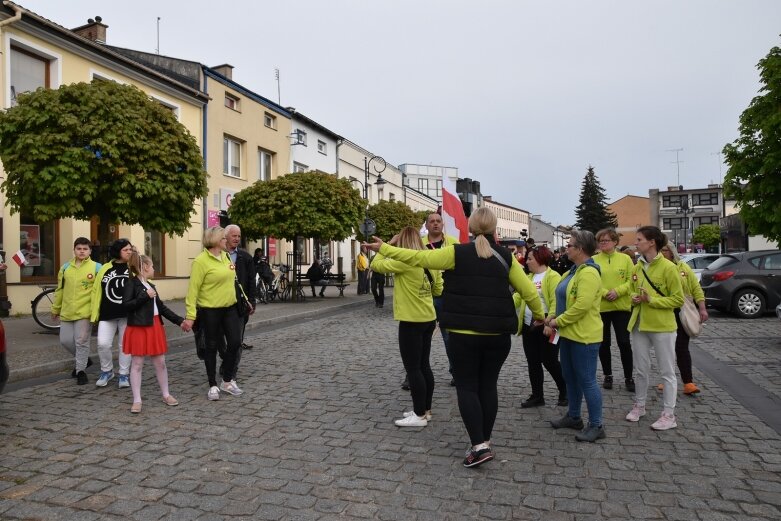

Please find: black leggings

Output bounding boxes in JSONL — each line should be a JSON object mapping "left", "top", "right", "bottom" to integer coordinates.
{"left": 674, "top": 309, "right": 693, "bottom": 384}
{"left": 599, "top": 311, "right": 633, "bottom": 379}
{"left": 371, "top": 276, "right": 385, "bottom": 306}
{"left": 398, "top": 321, "right": 436, "bottom": 415}
{"left": 449, "top": 332, "right": 511, "bottom": 446}
{"left": 199, "top": 305, "right": 242, "bottom": 386}
{"left": 521, "top": 324, "right": 566, "bottom": 398}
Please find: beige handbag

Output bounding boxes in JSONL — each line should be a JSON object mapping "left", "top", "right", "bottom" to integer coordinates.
{"left": 680, "top": 296, "right": 702, "bottom": 337}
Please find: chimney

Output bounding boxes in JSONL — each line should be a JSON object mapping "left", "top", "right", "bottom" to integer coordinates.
{"left": 72, "top": 16, "right": 108, "bottom": 44}
{"left": 211, "top": 64, "right": 234, "bottom": 80}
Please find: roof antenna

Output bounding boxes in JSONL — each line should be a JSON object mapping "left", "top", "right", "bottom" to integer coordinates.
{"left": 156, "top": 17, "right": 161, "bottom": 54}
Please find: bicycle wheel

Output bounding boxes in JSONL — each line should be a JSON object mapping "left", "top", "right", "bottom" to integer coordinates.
{"left": 256, "top": 280, "right": 268, "bottom": 304}
{"left": 31, "top": 288, "right": 60, "bottom": 331}
{"left": 279, "top": 277, "right": 290, "bottom": 301}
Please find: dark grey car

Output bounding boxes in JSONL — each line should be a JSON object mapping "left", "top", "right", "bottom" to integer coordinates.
{"left": 700, "top": 250, "right": 781, "bottom": 318}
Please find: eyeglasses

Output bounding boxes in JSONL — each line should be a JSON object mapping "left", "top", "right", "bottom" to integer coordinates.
{"left": 566, "top": 244, "right": 577, "bottom": 249}
{"left": 598, "top": 239, "right": 614, "bottom": 244}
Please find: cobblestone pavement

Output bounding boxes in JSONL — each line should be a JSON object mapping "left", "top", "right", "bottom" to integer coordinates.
{"left": 1, "top": 306, "right": 780, "bottom": 520}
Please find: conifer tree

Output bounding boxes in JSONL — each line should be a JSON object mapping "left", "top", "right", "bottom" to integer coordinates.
{"left": 574, "top": 165, "right": 618, "bottom": 233}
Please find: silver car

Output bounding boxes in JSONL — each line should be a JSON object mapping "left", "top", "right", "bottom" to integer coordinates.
{"left": 680, "top": 253, "right": 721, "bottom": 282}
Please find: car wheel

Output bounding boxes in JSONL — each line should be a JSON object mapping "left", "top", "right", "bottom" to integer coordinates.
{"left": 732, "top": 289, "right": 765, "bottom": 319}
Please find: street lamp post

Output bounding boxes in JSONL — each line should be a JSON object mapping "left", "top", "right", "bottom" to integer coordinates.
{"left": 351, "top": 156, "right": 387, "bottom": 242}
{"left": 679, "top": 197, "right": 695, "bottom": 253}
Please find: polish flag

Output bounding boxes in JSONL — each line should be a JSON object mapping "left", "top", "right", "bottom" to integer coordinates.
{"left": 11, "top": 250, "right": 27, "bottom": 266}
{"left": 441, "top": 174, "right": 469, "bottom": 243}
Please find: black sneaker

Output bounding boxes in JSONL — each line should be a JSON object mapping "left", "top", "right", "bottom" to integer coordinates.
{"left": 241, "top": 343, "right": 253, "bottom": 350}
{"left": 401, "top": 377, "right": 410, "bottom": 391}
{"left": 625, "top": 378, "right": 636, "bottom": 393}
{"left": 550, "top": 414, "right": 584, "bottom": 430}
{"left": 575, "top": 424, "right": 606, "bottom": 443}
{"left": 557, "top": 393, "right": 569, "bottom": 407}
{"left": 71, "top": 358, "right": 93, "bottom": 378}
{"left": 463, "top": 447, "right": 494, "bottom": 468}
{"left": 76, "top": 371, "right": 88, "bottom": 385}
{"left": 521, "top": 395, "right": 545, "bottom": 408}
{"left": 603, "top": 375, "right": 613, "bottom": 390}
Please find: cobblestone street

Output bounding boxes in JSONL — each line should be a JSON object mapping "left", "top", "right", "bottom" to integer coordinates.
{"left": 1, "top": 305, "right": 780, "bottom": 520}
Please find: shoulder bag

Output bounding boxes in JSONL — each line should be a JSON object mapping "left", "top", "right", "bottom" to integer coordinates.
{"left": 642, "top": 269, "right": 701, "bottom": 337}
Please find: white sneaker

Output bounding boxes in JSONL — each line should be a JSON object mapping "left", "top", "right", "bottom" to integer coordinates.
{"left": 207, "top": 386, "right": 220, "bottom": 401}
{"left": 403, "top": 410, "right": 432, "bottom": 421}
{"left": 651, "top": 412, "right": 678, "bottom": 431}
{"left": 394, "top": 414, "right": 427, "bottom": 427}
{"left": 625, "top": 403, "right": 646, "bottom": 422}
{"left": 220, "top": 380, "right": 243, "bottom": 396}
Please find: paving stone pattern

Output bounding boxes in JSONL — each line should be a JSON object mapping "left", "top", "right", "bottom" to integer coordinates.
{"left": 1, "top": 306, "right": 780, "bottom": 520}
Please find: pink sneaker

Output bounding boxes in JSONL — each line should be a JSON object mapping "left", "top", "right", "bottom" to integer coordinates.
{"left": 651, "top": 412, "right": 677, "bottom": 431}
{"left": 625, "top": 403, "right": 646, "bottom": 422}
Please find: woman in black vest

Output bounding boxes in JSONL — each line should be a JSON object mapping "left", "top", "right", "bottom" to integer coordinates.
{"left": 363, "top": 207, "right": 545, "bottom": 468}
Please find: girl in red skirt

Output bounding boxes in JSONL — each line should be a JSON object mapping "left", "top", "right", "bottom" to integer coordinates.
{"left": 122, "top": 253, "right": 186, "bottom": 413}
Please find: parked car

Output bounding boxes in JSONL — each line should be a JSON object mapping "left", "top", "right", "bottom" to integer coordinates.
{"left": 680, "top": 253, "right": 722, "bottom": 281}
{"left": 700, "top": 250, "right": 781, "bottom": 318}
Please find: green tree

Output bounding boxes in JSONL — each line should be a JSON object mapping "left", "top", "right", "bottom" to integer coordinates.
{"left": 0, "top": 80, "right": 207, "bottom": 240}
{"left": 722, "top": 40, "right": 781, "bottom": 244}
{"left": 365, "top": 200, "right": 425, "bottom": 241}
{"left": 574, "top": 165, "right": 618, "bottom": 233}
{"left": 227, "top": 171, "right": 365, "bottom": 242}
{"left": 692, "top": 224, "right": 721, "bottom": 249}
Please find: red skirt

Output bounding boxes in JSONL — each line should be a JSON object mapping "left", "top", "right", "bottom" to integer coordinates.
{"left": 122, "top": 320, "right": 168, "bottom": 356}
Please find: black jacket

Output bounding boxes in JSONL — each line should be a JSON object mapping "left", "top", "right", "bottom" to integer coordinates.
{"left": 233, "top": 248, "right": 256, "bottom": 304}
{"left": 123, "top": 277, "right": 184, "bottom": 327}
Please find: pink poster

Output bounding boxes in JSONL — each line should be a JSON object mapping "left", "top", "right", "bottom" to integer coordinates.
{"left": 268, "top": 238, "right": 277, "bottom": 257}
{"left": 207, "top": 210, "right": 220, "bottom": 228}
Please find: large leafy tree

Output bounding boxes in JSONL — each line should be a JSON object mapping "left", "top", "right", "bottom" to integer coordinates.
{"left": 366, "top": 200, "right": 425, "bottom": 241}
{"left": 0, "top": 80, "right": 207, "bottom": 239}
{"left": 692, "top": 224, "right": 721, "bottom": 249}
{"left": 574, "top": 165, "right": 618, "bottom": 233}
{"left": 228, "top": 171, "right": 364, "bottom": 242}
{"left": 722, "top": 41, "right": 781, "bottom": 244}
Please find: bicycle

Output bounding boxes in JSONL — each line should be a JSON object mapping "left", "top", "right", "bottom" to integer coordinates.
{"left": 262, "top": 264, "right": 290, "bottom": 302}
{"left": 31, "top": 285, "right": 60, "bottom": 331}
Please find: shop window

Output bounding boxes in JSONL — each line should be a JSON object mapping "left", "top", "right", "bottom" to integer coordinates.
{"left": 144, "top": 229, "right": 165, "bottom": 277}
{"left": 19, "top": 217, "right": 57, "bottom": 282}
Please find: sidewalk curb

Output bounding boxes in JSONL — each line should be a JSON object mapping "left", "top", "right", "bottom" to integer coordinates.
{"left": 8, "top": 298, "right": 369, "bottom": 384}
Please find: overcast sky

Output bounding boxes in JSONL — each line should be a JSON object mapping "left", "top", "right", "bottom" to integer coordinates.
{"left": 20, "top": 0, "right": 781, "bottom": 225}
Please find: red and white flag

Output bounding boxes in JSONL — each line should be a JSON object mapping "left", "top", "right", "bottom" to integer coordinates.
{"left": 441, "top": 174, "right": 469, "bottom": 243}
{"left": 11, "top": 250, "right": 27, "bottom": 266}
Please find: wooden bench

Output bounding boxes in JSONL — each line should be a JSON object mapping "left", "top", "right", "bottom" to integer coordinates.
{"left": 298, "top": 272, "right": 350, "bottom": 297}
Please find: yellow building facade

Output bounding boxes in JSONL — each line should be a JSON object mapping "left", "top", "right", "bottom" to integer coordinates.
{"left": 0, "top": 5, "right": 207, "bottom": 311}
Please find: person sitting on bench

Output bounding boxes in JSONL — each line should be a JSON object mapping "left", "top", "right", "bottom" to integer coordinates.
{"left": 306, "top": 258, "right": 328, "bottom": 297}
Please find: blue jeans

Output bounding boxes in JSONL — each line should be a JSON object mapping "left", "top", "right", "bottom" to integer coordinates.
{"left": 559, "top": 338, "right": 602, "bottom": 427}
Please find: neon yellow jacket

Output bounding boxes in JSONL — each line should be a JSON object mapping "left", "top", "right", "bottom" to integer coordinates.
{"left": 52, "top": 257, "right": 101, "bottom": 321}
{"left": 378, "top": 243, "right": 544, "bottom": 334}
{"left": 554, "top": 263, "right": 603, "bottom": 344}
{"left": 185, "top": 249, "right": 238, "bottom": 320}
{"left": 370, "top": 253, "right": 438, "bottom": 322}
{"left": 628, "top": 253, "right": 684, "bottom": 332}
{"left": 676, "top": 260, "right": 705, "bottom": 304}
{"left": 593, "top": 250, "right": 634, "bottom": 312}
{"left": 421, "top": 234, "right": 460, "bottom": 298}
{"left": 513, "top": 267, "right": 560, "bottom": 335}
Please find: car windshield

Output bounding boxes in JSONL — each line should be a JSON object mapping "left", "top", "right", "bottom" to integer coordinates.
{"left": 706, "top": 256, "right": 738, "bottom": 270}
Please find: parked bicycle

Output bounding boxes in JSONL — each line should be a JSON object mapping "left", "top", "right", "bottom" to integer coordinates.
{"left": 258, "top": 264, "right": 291, "bottom": 302}
{"left": 31, "top": 285, "right": 60, "bottom": 331}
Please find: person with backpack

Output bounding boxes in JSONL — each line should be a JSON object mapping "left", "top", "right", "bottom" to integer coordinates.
{"left": 52, "top": 237, "right": 101, "bottom": 385}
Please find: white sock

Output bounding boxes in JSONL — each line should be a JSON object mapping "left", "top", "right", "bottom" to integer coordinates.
{"left": 474, "top": 442, "right": 489, "bottom": 451}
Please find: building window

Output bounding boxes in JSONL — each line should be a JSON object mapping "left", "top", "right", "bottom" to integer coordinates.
{"left": 693, "top": 215, "right": 719, "bottom": 227}
{"left": 663, "top": 217, "right": 686, "bottom": 230}
{"left": 377, "top": 187, "right": 384, "bottom": 201}
{"left": 418, "top": 178, "right": 428, "bottom": 191}
{"left": 692, "top": 192, "right": 718, "bottom": 206}
{"left": 144, "top": 229, "right": 165, "bottom": 277}
{"left": 389, "top": 193, "right": 396, "bottom": 203}
{"left": 224, "top": 93, "right": 240, "bottom": 111}
{"left": 293, "top": 162, "right": 308, "bottom": 173}
{"left": 10, "top": 46, "right": 50, "bottom": 106}
{"left": 436, "top": 179, "right": 442, "bottom": 197}
{"left": 223, "top": 137, "right": 241, "bottom": 178}
{"left": 295, "top": 130, "right": 307, "bottom": 146}
{"left": 317, "top": 140, "right": 327, "bottom": 155}
{"left": 19, "top": 217, "right": 58, "bottom": 282}
{"left": 662, "top": 194, "right": 685, "bottom": 208}
{"left": 258, "top": 149, "right": 273, "bottom": 181}
{"left": 264, "top": 112, "right": 277, "bottom": 129}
